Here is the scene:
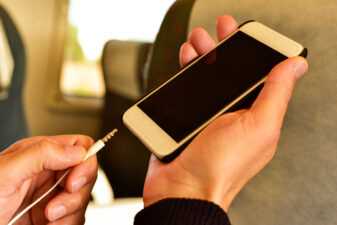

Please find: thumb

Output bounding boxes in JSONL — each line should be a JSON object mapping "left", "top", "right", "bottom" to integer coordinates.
{"left": 250, "top": 56, "right": 308, "bottom": 127}
{"left": 3, "top": 138, "right": 86, "bottom": 185}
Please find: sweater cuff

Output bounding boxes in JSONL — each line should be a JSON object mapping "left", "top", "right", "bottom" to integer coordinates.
{"left": 134, "top": 198, "right": 231, "bottom": 225}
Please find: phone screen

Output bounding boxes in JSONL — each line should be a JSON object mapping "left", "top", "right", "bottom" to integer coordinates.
{"left": 138, "top": 31, "right": 287, "bottom": 142}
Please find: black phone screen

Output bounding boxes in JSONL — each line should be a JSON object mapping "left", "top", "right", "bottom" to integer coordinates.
{"left": 138, "top": 31, "right": 287, "bottom": 142}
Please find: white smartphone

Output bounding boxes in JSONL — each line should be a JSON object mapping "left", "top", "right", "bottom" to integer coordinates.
{"left": 123, "top": 21, "right": 307, "bottom": 162}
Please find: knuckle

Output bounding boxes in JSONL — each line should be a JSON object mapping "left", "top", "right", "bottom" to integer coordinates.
{"left": 37, "top": 138, "right": 53, "bottom": 152}
{"left": 264, "top": 125, "right": 281, "bottom": 146}
{"left": 80, "top": 135, "right": 95, "bottom": 146}
{"left": 189, "top": 27, "right": 205, "bottom": 38}
{"left": 249, "top": 113, "right": 279, "bottom": 141}
{"left": 37, "top": 138, "right": 65, "bottom": 158}
{"left": 69, "top": 193, "right": 83, "bottom": 207}
{"left": 249, "top": 117, "right": 280, "bottom": 146}
{"left": 280, "top": 83, "right": 293, "bottom": 102}
{"left": 87, "top": 137, "right": 95, "bottom": 146}
{"left": 244, "top": 110, "right": 260, "bottom": 129}
{"left": 255, "top": 125, "right": 280, "bottom": 162}
{"left": 263, "top": 145, "right": 277, "bottom": 163}
{"left": 269, "top": 74, "right": 295, "bottom": 101}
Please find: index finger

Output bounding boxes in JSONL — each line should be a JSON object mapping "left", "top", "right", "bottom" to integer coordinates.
{"left": 179, "top": 15, "right": 238, "bottom": 68}
{"left": 216, "top": 15, "right": 238, "bottom": 42}
{"left": 4, "top": 135, "right": 94, "bottom": 154}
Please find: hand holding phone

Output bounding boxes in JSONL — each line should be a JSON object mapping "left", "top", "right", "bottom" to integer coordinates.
{"left": 139, "top": 15, "right": 308, "bottom": 210}
{"left": 124, "top": 18, "right": 307, "bottom": 161}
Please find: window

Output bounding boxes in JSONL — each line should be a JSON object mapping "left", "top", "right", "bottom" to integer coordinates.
{"left": 61, "top": 0, "right": 176, "bottom": 98}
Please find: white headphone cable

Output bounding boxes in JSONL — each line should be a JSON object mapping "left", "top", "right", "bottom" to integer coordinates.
{"left": 8, "top": 129, "right": 118, "bottom": 225}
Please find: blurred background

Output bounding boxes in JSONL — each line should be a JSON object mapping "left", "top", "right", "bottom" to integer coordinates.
{"left": 1, "top": 0, "right": 337, "bottom": 224}
{"left": 61, "top": 0, "right": 175, "bottom": 99}
{"left": 1, "top": 0, "right": 175, "bottom": 138}
{"left": 0, "top": 0, "right": 177, "bottom": 223}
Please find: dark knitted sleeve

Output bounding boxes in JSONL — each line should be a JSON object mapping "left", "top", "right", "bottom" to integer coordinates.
{"left": 134, "top": 198, "right": 231, "bottom": 225}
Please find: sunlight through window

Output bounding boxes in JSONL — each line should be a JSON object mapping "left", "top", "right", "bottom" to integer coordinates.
{"left": 61, "top": 0, "right": 175, "bottom": 98}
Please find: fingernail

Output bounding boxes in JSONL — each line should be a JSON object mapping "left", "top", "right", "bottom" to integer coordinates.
{"left": 67, "top": 146, "right": 85, "bottom": 161}
{"left": 49, "top": 205, "right": 67, "bottom": 221}
{"left": 293, "top": 58, "right": 308, "bottom": 79}
{"left": 72, "top": 176, "right": 87, "bottom": 192}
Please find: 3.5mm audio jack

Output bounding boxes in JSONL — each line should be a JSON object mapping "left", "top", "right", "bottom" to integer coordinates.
{"left": 8, "top": 129, "right": 118, "bottom": 225}
{"left": 83, "top": 129, "right": 118, "bottom": 160}
{"left": 102, "top": 128, "right": 118, "bottom": 143}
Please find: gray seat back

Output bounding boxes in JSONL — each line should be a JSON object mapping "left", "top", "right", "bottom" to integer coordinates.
{"left": 0, "top": 5, "right": 28, "bottom": 150}
{"left": 188, "top": 1, "right": 337, "bottom": 224}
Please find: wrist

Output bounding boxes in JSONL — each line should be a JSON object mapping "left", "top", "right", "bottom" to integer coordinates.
{"left": 136, "top": 198, "right": 231, "bottom": 225}
{"left": 143, "top": 180, "right": 236, "bottom": 212}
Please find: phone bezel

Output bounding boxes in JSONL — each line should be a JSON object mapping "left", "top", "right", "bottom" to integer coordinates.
{"left": 123, "top": 21, "right": 305, "bottom": 159}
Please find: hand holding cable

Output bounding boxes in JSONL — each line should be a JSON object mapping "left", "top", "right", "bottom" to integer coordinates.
{"left": 0, "top": 130, "right": 117, "bottom": 225}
